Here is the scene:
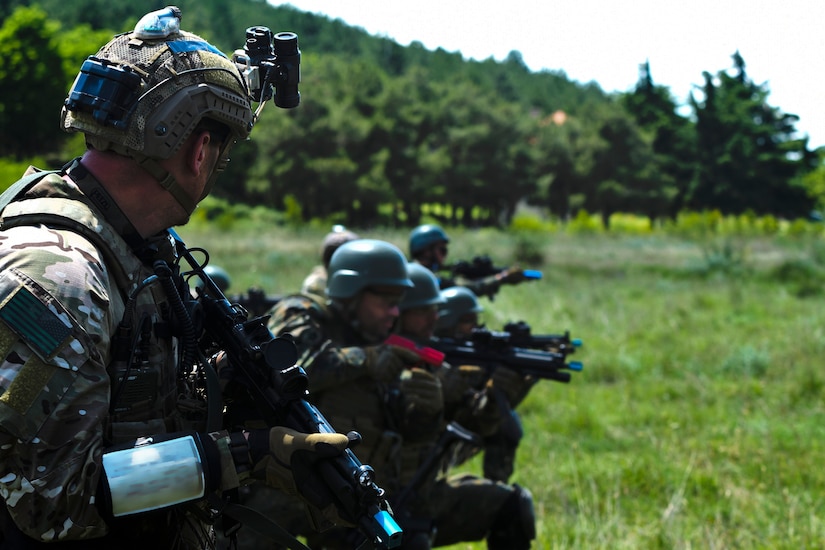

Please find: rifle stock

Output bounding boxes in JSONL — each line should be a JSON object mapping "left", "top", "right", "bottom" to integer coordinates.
{"left": 171, "top": 230, "right": 402, "bottom": 549}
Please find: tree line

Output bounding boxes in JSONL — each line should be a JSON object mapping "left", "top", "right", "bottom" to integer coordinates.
{"left": 2, "top": 0, "right": 822, "bottom": 228}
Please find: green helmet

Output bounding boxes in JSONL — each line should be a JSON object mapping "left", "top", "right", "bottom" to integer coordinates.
{"left": 61, "top": 7, "right": 254, "bottom": 215}
{"left": 203, "top": 264, "right": 231, "bottom": 292}
{"left": 326, "top": 239, "right": 413, "bottom": 300}
{"left": 409, "top": 224, "right": 450, "bottom": 257}
{"left": 399, "top": 263, "right": 446, "bottom": 312}
{"left": 436, "top": 286, "right": 483, "bottom": 330}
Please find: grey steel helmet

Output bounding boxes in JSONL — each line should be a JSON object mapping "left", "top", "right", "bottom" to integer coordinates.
{"left": 436, "top": 286, "right": 484, "bottom": 330}
{"left": 61, "top": 7, "right": 254, "bottom": 215}
{"left": 409, "top": 224, "right": 450, "bottom": 257}
{"left": 326, "top": 239, "right": 413, "bottom": 300}
{"left": 203, "top": 264, "right": 231, "bottom": 292}
{"left": 399, "top": 263, "right": 446, "bottom": 312}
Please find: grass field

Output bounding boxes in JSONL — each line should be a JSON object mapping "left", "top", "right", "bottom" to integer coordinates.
{"left": 176, "top": 222, "right": 825, "bottom": 549}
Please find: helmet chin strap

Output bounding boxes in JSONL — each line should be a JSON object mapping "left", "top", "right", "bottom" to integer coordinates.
{"left": 89, "top": 137, "right": 199, "bottom": 217}
{"left": 135, "top": 155, "right": 198, "bottom": 216}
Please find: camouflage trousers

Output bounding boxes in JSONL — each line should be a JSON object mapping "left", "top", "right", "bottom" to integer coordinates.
{"left": 214, "top": 485, "right": 311, "bottom": 550}
{"left": 428, "top": 473, "right": 515, "bottom": 547}
{"left": 220, "top": 474, "right": 518, "bottom": 549}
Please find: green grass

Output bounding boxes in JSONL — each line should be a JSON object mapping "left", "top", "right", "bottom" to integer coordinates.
{"left": 176, "top": 223, "right": 825, "bottom": 549}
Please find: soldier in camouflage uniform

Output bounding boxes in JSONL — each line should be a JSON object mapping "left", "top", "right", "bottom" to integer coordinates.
{"left": 434, "top": 287, "right": 536, "bottom": 484}
{"left": 300, "top": 226, "right": 360, "bottom": 300}
{"left": 0, "top": 7, "right": 349, "bottom": 549}
{"left": 268, "top": 242, "right": 536, "bottom": 549}
{"left": 408, "top": 224, "right": 529, "bottom": 299}
{"left": 433, "top": 286, "right": 484, "bottom": 341}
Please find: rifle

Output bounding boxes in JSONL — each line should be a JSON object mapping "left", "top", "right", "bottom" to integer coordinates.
{"left": 496, "top": 321, "right": 582, "bottom": 355}
{"left": 443, "top": 255, "right": 542, "bottom": 282}
{"left": 430, "top": 329, "right": 583, "bottom": 384}
{"left": 171, "top": 230, "right": 402, "bottom": 549}
{"left": 195, "top": 268, "right": 282, "bottom": 317}
{"left": 392, "top": 422, "right": 482, "bottom": 511}
{"left": 228, "top": 287, "right": 283, "bottom": 317}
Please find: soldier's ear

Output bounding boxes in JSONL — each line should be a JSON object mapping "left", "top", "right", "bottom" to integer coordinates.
{"left": 186, "top": 130, "right": 213, "bottom": 177}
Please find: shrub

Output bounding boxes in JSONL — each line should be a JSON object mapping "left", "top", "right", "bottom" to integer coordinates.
{"left": 567, "top": 209, "right": 603, "bottom": 234}
{"left": 608, "top": 213, "right": 653, "bottom": 235}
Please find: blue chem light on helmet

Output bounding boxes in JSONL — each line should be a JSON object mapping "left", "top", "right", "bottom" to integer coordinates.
{"left": 62, "top": 6, "right": 187, "bottom": 130}
{"left": 134, "top": 6, "right": 181, "bottom": 40}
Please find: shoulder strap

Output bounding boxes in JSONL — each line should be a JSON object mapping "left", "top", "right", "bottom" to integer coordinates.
{"left": 0, "top": 167, "right": 60, "bottom": 214}
{"left": 0, "top": 163, "right": 136, "bottom": 292}
{"left": 0, "top": 198, "right": 134, "bottom": 292}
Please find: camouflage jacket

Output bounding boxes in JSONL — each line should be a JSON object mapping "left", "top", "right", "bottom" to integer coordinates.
{"left": 299, "top": 264, "right": 327, "bottom": 302}
{"left": 0, "top": 162, "right": 235, "bottom": 547}
{"left": 267, "top": 295, "right": 501, "bottom": 500}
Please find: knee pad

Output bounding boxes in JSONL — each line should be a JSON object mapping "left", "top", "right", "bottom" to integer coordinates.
{"left": 487, "top": 484, "right": 536, "bottom": 550}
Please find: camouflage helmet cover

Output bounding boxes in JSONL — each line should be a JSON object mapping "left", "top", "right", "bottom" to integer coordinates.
{"left": 409, "top": 224, "right": 450, "bottom": 256}
{"left": 399, "top": 263, "right": 446, "bottom": 312}
{"left": 326, "top": 239, "right": 413, "bottom": 300}
{"left": 61, "top": 6, "right": 254, "bottom": 162}
{"left": 436, "top": 286, "right": 483, "bottom": 330}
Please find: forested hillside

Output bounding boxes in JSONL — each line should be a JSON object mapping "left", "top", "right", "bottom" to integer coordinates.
{"left": 2, "top": 0, "right": 822, "bottom": 227}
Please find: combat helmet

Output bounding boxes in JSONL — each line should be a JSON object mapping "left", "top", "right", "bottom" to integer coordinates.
{"left": 436, "top": 286, "right": 484, "bottom": 330}
{"left": 399, "top": 263, "right": 446, "bottom": 312}
{"left": 61, "top": 6, "right": 255, "bottom": 215}
{"left": 409, "top": 224, "right": 450, "bottom": 257}
{"left": 203, "top": 264, "right": 231, "bottom": 292}
{"left": 326, "top": 239, "right": 413, "bottom": 300}
{"left": 321, "top": 225, "right": 360, "bottom": 268}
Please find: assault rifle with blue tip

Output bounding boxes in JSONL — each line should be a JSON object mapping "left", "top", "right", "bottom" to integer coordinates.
{"left": 499, "top": 321, "right": 583, "bottom": 355}
{"left": 430, "top": 323, "right": 583, "bottom": 384}
{"left": 444, "top": 255, "right": 543, "bottom": 282}
{"left": 440, "top": 255, "right": 542, "bottom": 300}
{"left": 171, "top": 230, "right": 403, "bottom": 549}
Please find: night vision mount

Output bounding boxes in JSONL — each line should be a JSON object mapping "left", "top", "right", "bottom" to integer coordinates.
{"left": 233, "top": 26, "right": 301, "bottom": 113}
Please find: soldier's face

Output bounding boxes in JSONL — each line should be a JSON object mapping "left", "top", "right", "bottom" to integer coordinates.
{"left": 356, "top": 287, "right": 404, "bottom": 340}
{"left": 454, "top": 313, "right": 479, "bottom": 338}
{"left": 424, "top": 241, "right": 448, "bottom": 269}
{"left": 400, "top": 305, "right": 439, "bottom": 341}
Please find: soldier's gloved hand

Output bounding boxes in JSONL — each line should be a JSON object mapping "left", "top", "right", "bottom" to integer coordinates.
{"left": 249, "top": 426, "right": 348, "bottom": 493}
{"left": 249, "top": 426, "right": 355, "bottom": 528}
{"left": 488, "top": 367, "right": 535, "bottom": 408}
{"left": 362, "top": 344, "right": 421, "bottom": 382}
{"left": 440, "top": 364, "right": 487, "bottom": 403}
{"left": 400, "top": 368, "right": 444, "bottom": 438}
{"left": 402, "top": 368, "right": 444, "bottom": 418}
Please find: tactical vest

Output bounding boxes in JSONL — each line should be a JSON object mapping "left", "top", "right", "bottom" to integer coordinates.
{"left": 0, "top": 168, "right": 200, "bottom": 443}
{"left": 0, "top": 165, "right": 216, "bottom": 548}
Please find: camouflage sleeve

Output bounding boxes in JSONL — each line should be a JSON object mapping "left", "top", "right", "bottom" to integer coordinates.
{"left": 267, "top": 295, "right": 370, "bottom": 392}
{"left": 299, "top": 264, "right": 327, "bottom": 299}
{"left": 0, "top": 225, "right": 114, "bottom": 541}
{"left": 454, "top": 273, "right": 504, "bottom": 299}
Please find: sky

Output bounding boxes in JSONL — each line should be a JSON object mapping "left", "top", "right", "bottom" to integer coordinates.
{"left": 268, "top": 0, "right": 825, "bottom": 149}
